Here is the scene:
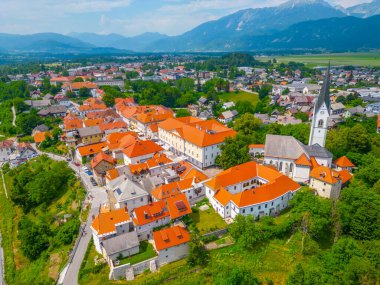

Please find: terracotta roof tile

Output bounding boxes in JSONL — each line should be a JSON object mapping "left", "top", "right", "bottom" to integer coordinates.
{"left": 295, "top": 154, "right": 312, "bottom": 166}
{"left": 91, "top": 208, "right": 130, "bottom": 236}
{"left": 335, "top": 156, "right": 355, "bottom": 168}
{"left": 133, "top": 201, "right": 169, "bottom": 226}
{"left": 77, "top": 142, "right": 107, "bottom": 157}
{"left": 123, "top": 140, "right": 163, "bottom": 158}
{"left": 166, "top": 193, "right": 192, "bottom": 220}
{"left": 153, "top": 226, "right": 190, "bottom": 251}
{"left": 90, "top": 152, "right": 115, "bottom": 169}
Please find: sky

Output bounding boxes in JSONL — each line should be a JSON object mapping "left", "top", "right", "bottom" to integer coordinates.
{"left": 0, "top": 0, "right": 372, "bottom": 36}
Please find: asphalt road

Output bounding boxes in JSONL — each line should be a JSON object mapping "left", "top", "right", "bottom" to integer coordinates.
{"left": 34, "top": 148, "right": 108, "bottom": 285}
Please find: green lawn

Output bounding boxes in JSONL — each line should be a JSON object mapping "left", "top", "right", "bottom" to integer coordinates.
{"left": 189, "top": 207, "right": 227, "bottom": 235}
{"left": 218, "top": 90, "right": 259, "bottom": 105}
{"left": 258, "top": 52, "right": 380, "bottom": 67}
{"left": 119, "top": 241, "right": 156, "bottom": 266}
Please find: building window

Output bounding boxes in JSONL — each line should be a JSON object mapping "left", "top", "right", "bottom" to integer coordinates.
{"left": 242, "top": 209, "right": 245, "bottom": 214}
{"left": 318, "top": 119, "right": 324, "bottom": 128}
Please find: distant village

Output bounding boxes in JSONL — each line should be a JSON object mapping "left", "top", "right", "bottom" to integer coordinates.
{"left": 1, "top": 56, "right": 379, "bottom": 282}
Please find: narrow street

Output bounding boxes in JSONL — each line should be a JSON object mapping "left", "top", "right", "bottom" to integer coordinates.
{"left": 33, "top": 149, "right": 108, "bottom": 285}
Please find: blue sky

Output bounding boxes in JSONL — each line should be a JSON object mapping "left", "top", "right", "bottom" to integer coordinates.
{"left": 0, "top": 0, "right": 371, "bottom": 36}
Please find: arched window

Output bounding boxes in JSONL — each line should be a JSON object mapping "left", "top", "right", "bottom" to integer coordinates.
{"left": 318, "top": 119, "right": 324, "bottom": 128}
{"left": 270, "top": 160, "right": 273, "bottom": 165}
{"left": 279, "top": 162, "right": 283, "bottom": 171}
{"left": 289, "top": 163, "right": 294, "bottom": 173}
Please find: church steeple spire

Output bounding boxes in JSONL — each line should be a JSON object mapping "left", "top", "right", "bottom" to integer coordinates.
{"left": 315, "top": 62, "right": 331, "bottom": 115}
{"left": 308, "top": 63, "right": 331, "bottom": 147}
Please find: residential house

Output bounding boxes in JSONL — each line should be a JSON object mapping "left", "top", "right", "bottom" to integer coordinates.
{"left": 24, "top": 99, "right": 51, "bottom": 110}
{"left": 101, "top": 231, "right": 140, "bottom": 264}
{"left": 32, "top": 124, "right": 49, "bottom": 136}
{"left": 166, "top": 194, "right": 192, "bottom": 221}
{"left": 37, "top": 105, "right": 67, "bottom": 117}
{"left": 0, "top": 140, "right": 14, "bottom": 162}
{"left": 91, "top": 208, "right": 134, "bottom": 254}
{"left": 123, "top": 140, "right": 163, "bottom": 165}
{"left": 218, "top": 110, "right": 238, "bottom": 124}
{"left": 132, "top": 201, "right": 170, "bottom": 241}
{"left": 91, "top": 152, "right": 116, "bottom": 184}
{"left": 77, "top": 126, "right": 103, "bottom": 145}
{"left": 331, "top": 102, "right": 345, "bottom": 115}
{"left": 75, "top": 141, "right": 107, "bottom": 163}
{"left": 112, "top": 179, "right": 150, "bottom": 213}
{"left": 153, "top": 226, "right": 190, "bottom": 265}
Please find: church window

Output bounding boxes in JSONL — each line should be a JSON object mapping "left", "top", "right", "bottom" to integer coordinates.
{"left": 318, "top": 119, "right": 324, "bottom": 128}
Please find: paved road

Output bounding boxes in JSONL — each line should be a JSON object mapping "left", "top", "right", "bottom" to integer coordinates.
{"left": 0, "top": 233, "right": 5, "bottom": 285}
{"left": 33, "top": 148, "right": 108, "bottom": 285}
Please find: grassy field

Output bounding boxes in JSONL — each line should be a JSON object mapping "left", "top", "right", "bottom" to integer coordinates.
{"left": 188, "top": 206, "right": 227, "bottom": 235}
{"left": 258, "top": 52, "right": 380, "bottom": 67}
{"left": 218, "top": 90, "right": 259, "bottom": 105}
{"left": 0, "top": 159, "right": 85, "bottom": 284}
{"left": 119, "top": 241, "right": 156, "bottom": 265}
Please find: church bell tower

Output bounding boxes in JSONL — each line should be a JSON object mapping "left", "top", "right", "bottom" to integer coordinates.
{"left": 308, "top": 64, "right": 331, "bottom": 147}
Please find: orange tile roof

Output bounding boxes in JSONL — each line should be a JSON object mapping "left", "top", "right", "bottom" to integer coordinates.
{"left": 338, "top": 169, "right": 353, "bottom": 184}
{"left": 77, "top": 142, "right": 107, "bottom": 157}
{"left": 231, "top": 175, "right": 300, "bottom": 207}
{"left": 123, "top": 140, "right": 163, "bottom": 158}
{"left": 153, "top": 226, "right": 190, "bottom": 251}
{"left": 106, "top": 168, "right": 119, "bottom": 181}
{"left": 335, "top": 156, "right": 355, "bottom": 168}
{"left": 91, "top": 208, "right": 130, "bottom": 236}
{"left": 205, "top": 161, "right": 282, "bottom": 191}
{"left": 84, "top": 118, "right": 103, "bottom": 127}
{"left": 214, "top": 188, "right": 233, "bottom": 206}
{"left": 99, "top": 121, "right": 127, "bottom": 132}
{"left": 310, "top": 166, "right": 340, "bottom": 184}
{"left": 71, "top": 81, "right": 98, "bottom": 90}
{"left": 79, "top": 103, "right": 107, "bottom": 112}
{"left": 33, "top": 131, "right": 51, "bottom": 143}
{"left": 249, "top": 144, "right": 265, "bottom": 149}
{"left": 129, "top": 153, "right": 172, "bottom": 175}
{"left": 310, "top": 157, "right": 320, "bottom": 169}
{"left": 151, "top": 179, "right": 193, "bottom": 201}
{"left": 133, "top": 200, "right": 169, "bottom": 226}
{"left": 295, "top": 154, "right": 312, "bottom": 166}
{"left": 106, "top": 132, "right": 137, "bottom": 150}
{"left": 181, "top": 168, "right": 209, "bottom": 182}
{"left": 90, "top": 152, "right": 115, "bottom": 169}
{"left": 148, "top": 123, "right": 159, "bottom": 133}
{"left": 64, "top": 113, "right": 83, "bottom": 130}
{"left": 133, "top": 111, "right": 173, "bottom": 124}
{"left": 159, "top": 117, "right": 236, "bottom": 147}
{"left": 166, "top": 193, "right": 192, "bottom": 220}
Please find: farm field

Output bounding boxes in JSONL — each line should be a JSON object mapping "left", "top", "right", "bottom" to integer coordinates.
{"left": 258, "top": 52, "right": 380, "bottom": 67}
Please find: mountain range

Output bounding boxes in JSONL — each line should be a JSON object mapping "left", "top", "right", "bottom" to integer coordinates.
{"left": 0, "top": 0, "right": 379, "bottom": 54}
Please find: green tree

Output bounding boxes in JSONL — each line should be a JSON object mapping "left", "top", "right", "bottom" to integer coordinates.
{"left": 187, "top": 233, "right": 209, "bottom": 267}
{"left": 78, "top": 87, "right": 91, "bottom": 98}
{"left": 175, "top": 109, "right": 191, "bottom": 118}
{"left": 215, "top": 135, "right": 251, "bottom": 170}
{"left": 233, "top": 113, "right": 261, "bottom": 136}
